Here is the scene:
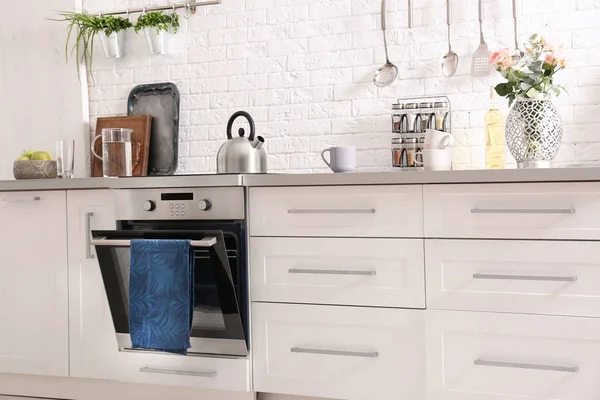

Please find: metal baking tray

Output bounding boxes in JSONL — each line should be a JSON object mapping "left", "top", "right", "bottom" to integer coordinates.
{"left": 128, "top": 83, "right": 180, "bottom": 176}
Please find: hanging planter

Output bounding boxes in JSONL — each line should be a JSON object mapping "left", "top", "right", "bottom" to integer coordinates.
{"left": 99, "top": 30, "right": 125, "bottom": 58}
{"left": 53, "top": 13, "right": 132, "bottom": 77}
{"left": 134, "top": 11, "right": 180, "bottom": 55}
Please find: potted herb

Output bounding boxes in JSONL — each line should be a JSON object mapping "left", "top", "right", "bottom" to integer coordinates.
{"left": 56, "top": 12, "right": 132, "bottom": 77}
{"left": 98, "top": 15, "right": 133, "bottom": 59}
{"left": 134, "top": 11, "right": 180, "bottom": 55}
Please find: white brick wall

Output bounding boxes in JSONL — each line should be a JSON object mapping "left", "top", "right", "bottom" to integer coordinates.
{"left": 83, "top": 0, "right": 600, "bottom": 173}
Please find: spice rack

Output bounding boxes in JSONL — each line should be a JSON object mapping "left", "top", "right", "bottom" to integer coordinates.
{"left": 390, "top": 96, "right": 452, "bottom": 170}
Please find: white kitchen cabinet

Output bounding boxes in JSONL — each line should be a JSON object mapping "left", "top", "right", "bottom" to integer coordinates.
{"left": 426, "top": 239, "right": 600, "bottom": 317}
{"left": 0, "top": 191, "right": 68, "bottom": 377}
{"left": 66, "top": 190, "right": 118, "bottom": 380}
{"left": 426, "top": 310, "right": 600, "bottom": 400}
{"left": 117, "top": 351, "right": 251, "bottom": 391}
{"left": 423, "top": 183, "right": 600, "bottom": 239}
{"left": 249, "top": 185, "right": 423, "bottom": 238}
{"left": 250, "top": 237, "right": 425, "bottom": 308}
{"left": 253, "top": 302, "right": 425, "bottom": 400}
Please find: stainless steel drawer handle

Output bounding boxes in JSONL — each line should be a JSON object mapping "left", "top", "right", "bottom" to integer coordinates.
{"left": 85, "top": 212, "right": 95, "bottom": 259}
{"left": 288, "top": 208, "right": 376, "bottom": 214}
{"left": 474, "top": 359, "right": 579, "bottom": 373}
{"left": 1, "top": 196, "right": 41, "bottom": 203}
{"left": 471, "top": 208, "right": 575, "bottom": 215}
{"left": 473, "top": 273, "right": 578, "bottom": 283}
{"left": 291, "top": 347, "right": 379, "bottom": 358}
{"left": 90, "top": 237, "right": 217, "bottom": 248}
{"left": 139, "top": 367, "right": 217, "bottom": 378}
{"left": 289, "top": 268, "right": 376, "bottom": 276}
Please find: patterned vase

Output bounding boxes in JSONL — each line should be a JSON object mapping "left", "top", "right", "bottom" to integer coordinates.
{"left": 505, "top": 95, "right": 563, "bottom": 169}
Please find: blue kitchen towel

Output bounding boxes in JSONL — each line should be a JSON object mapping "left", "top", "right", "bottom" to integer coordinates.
{"left": 129, "top": 240, "right": 195, "bottom": 355}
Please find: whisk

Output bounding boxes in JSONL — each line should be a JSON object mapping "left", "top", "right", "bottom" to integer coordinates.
{"left": 402, "top": 0, "right": 421, "bottom": 71}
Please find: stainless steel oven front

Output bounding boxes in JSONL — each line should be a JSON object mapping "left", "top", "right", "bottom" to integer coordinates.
{"left": 91, "top": 187, "right": 248, "bottom": 358}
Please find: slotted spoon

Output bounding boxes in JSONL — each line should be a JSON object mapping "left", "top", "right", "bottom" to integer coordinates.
{"left": 471, "top": 0, "right": 492, "bottom": 77}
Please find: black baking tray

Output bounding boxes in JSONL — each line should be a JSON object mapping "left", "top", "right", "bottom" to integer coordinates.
{"left": 127, "top": 82, "right": 180, "bottom": 176}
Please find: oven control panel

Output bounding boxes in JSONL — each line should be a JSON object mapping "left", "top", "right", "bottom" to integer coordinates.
{"left": 115, "top": 188, "right": 244, "bottom": 220}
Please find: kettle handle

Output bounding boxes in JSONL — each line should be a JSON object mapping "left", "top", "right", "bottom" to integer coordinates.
{"left": 227, "top": 111, "right": 255, "bottom": 141}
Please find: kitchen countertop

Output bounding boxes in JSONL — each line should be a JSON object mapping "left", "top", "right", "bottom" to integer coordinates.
{"left": 1, "top": 167, "right": 600, "bottom": 191}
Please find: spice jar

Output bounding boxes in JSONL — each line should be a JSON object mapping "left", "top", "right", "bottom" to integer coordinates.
{"left": 391, "top": 137, "right": 403, "bottom": 167}
{"left": 392, "top": 104, "right": 408, "bottom": 134}
{"left": 434, "top": 101, "right": 450, "bottom": 132}
{"left": 420, "top": 102, "right": 435, "bottom": 132}
{"left": 405, "top": 102, "right": 421, "bottom": 134}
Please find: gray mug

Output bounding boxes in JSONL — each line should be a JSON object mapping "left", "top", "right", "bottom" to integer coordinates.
{"left": 321, "top": 146, "right": 356, "bottom": 173}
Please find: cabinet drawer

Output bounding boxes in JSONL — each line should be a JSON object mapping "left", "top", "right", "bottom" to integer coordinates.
{"left": 424, "top": 183, "right": 600, "bottom": 239}
{"left": 117, "top": 351, "right": 250, "bottom": 391}
{"left": 426, "top": 311, "right": 600, "bottom": 400}
{"left": 249, "top": 185, "right": 423, "bottom": 237}
{"left": 251, "top": 237, "right": 425, "bottom": 308}
{"left": 253, "top": 303, "right": 425, "bottom": 400}
{"left": 426, "top": 240, "right": 600, "bottom": 317}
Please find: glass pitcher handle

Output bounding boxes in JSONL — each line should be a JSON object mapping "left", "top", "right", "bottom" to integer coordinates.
{"left": 91, "top": 135, "right": 103, "bottom": 161}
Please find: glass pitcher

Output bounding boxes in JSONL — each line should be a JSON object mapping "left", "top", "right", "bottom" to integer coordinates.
{"left": 91, "top": 128, "right": 133, "bottom": 177}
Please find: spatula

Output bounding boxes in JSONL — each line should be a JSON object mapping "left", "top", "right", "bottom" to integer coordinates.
{"left": 471, "top": 0, "right": 492, "bottom": 77}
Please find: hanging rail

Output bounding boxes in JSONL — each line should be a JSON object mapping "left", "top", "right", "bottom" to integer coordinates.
{"left": 94, "top": 0, "right": 221, "bottom": 16}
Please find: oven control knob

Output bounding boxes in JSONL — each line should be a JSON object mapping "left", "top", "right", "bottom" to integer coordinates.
{"left": 198, "top": 199, "right": 212, "bottom": 211}
{"left": 143, "top": 200, "right": 156, "bottom": 212}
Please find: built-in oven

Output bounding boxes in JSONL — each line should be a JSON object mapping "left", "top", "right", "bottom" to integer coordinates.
{"left": 90, "top": 187, "right": 248, "bottom": 358}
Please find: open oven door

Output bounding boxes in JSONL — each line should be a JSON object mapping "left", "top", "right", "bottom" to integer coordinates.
{"left": 91, "top": 229, "right": 248, "bottom": 357}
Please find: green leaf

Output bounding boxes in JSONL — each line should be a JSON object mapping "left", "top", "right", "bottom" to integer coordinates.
{"left": 495, "top": 83, "right": 514, "bottom": 97}
{"left": 527, "top": 87, "right": 539, "bottom": 98}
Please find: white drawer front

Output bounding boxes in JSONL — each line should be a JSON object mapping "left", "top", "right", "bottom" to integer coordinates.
{"left": 426, "top": 240, "right": 600, "bottom": 317}
{"left": 424, "top": 183, "right": 600, "bottom": 239}
{"left": 253, "top": 303, "right": 425, "bottom": 400}
{"left": 426, "top": 311, "right": 600, "bottom": 400}
{"left": 251, "top": 237, "right": 425, "bottom": 308}
{"left": 117, "top": 352, "right": 250, "bottom": 391}
{"left": 249, "top": 185, "right": 423, "bottom": 237}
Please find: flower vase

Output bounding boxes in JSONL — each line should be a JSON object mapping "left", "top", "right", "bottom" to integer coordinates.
{"left": 144, "top": 28, "right": 171, "bottom": 55}
{"left": 99, "top": 31, "right": 125, "bottom": 58}
{"left": 505, "top": 95, "right": 563, "bottom": 169}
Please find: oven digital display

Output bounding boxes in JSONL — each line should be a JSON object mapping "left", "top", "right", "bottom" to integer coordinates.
{"left": 161, "top": 193, "right": 194, "bottom": 201}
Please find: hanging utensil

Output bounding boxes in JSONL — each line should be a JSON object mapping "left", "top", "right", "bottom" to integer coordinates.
{"left": 511, "top": 0, "right": 524, "bottom": 61}
{"left": 471, "top": 0, "right": 492, "bottom": 77}
{"left": 402, "top": 0, "right": 420, "bottom": 71}
{"left": 441, "top": 0, "right": 459, "bottom": 77}
{"left": 374, "top": 0, "right": 399, "bottom": 87}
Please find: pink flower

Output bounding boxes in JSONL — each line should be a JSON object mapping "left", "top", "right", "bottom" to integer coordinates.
{"left": 489, "top": 51, "right": 502, "bottom": 64}
{"left": 501, "top": 58, "right": 515, "bottom": 70}
{"left": 545, "top": 54, "right": 557, "bottom": 66}
{"left": 540, "top": 36, "right": 548, "bottom": 47}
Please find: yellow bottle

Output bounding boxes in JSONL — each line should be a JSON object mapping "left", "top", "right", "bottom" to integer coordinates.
{"left": 485, "top": 87, "right": 506, "bottom": 169}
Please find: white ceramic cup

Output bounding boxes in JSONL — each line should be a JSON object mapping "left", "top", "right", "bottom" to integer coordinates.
{"left": 417, "top": 148, "right": 452, "bottom": 171}
{"left": 321, "top": 146, "right": 356, "bottom": 173}
{"left": 425, "top": 129, "right": 454, "bottom": 149}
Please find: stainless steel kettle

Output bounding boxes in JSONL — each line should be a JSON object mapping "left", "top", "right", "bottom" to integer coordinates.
{"left": 217, "top": 111, "right": 267, "bottom": 174}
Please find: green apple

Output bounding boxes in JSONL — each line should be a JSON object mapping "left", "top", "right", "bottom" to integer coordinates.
{"left": 21, "top": 150, "right": 35, "bottom": 158}
{"left": 17, "top": 156, "right": 31, "bottom": 161}
{"left": 31, "top": 151, "right": 52, "bottom": 161}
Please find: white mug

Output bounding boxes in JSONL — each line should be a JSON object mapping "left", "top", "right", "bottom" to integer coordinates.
{"left": 417, "top": 148, "right": 452, "bottom": 171}
{"left": 321, "top": 146, "right": 356, "bottom": 173}
{"left": 425, "top": 129, "right": 454, "bottom": 149}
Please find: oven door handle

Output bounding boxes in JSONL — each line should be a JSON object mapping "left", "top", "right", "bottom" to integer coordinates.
{"left": 90, "top": 237, "right": 218, "bottom": 248}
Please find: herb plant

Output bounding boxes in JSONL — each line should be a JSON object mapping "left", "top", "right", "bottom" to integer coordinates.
{"left": 54, "top": 12, "right": 132, "bottom": 78}
{"left": 134, "top": 11, "right": 180, "bottom": 35}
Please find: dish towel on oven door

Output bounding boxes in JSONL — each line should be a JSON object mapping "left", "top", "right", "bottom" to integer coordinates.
{"left": 129, "top": 240, "right": 195, "bottom": 355}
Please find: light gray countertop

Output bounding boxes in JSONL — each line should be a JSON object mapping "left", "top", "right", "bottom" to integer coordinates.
{"left": 1, "top": 168, "right": 600, "bottom": 192}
